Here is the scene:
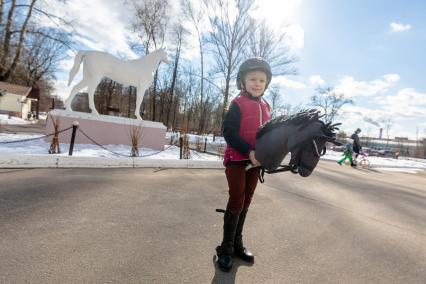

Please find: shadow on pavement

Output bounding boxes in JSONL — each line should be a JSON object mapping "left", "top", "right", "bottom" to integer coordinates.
{"left": 211, "top": 254, "right": 254, "bottom": 284}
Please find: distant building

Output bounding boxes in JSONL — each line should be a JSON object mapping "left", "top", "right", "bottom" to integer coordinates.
{"left": 360, "top": 136, "right": 422, "bottom": 158}
{"left": 395, "top": 137, "right": 408, "bottom": 141}
{"left": 0, "top": 81, "right": 38, "bottom": 119}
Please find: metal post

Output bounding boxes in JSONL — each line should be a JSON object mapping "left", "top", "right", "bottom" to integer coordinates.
{"left": 179, "top": 136, "right": 183, "bottom": 159}
{"left": 69, "top": 122, "right": 79, "bottom": 156}
{"left": 204, "top": 137, "right": 207, "bottom": 153}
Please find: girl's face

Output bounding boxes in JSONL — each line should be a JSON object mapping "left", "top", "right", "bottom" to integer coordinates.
{"left": 243, "top": 70, "right": 267, "bottom": 98}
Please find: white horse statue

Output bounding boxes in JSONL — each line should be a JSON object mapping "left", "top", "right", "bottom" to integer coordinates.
{"left": 64, "top": 48, "right": 169, "bottom": 120}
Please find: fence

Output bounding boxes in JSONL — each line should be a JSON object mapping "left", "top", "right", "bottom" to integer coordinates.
{"left": 0, "top": 123, "right": 225, "bottom": 160}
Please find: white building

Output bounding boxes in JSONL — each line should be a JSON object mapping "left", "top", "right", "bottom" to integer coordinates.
{"left": 0, "top": 81, "right": 37, "bottom": 119}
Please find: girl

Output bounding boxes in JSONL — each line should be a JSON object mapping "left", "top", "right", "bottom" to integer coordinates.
{"left": 216, "top": 57, "right": 272, "bottom": 272}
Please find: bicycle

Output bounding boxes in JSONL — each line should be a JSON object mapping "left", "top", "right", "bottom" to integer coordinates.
{"left": 355, "top": 151, "right": 370, "bottom": 169}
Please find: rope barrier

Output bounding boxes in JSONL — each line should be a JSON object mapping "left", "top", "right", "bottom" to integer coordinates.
{"left": 186, "top": 136, "right": 225, "bottom": 157}
{"left": 77, "top": 128, "right": 178, "bottom": 158}
{"left": 136, "top": 144, "right": 177, "bottom": 158}
{"left": 76, "top": 128, "right": 131, "bottom": 157}
{"left": 1, "top": 124, "right": 216, "bottom": 159}
{"left": 0, "top": 126, "right": 73, "bottom": 144}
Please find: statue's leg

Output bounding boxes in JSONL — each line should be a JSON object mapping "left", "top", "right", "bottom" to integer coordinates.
{"left": 87, "top": 80, "right": 100, "bottom": 115}
{"left": 65, "top": 80, "right": 87, "bottom": 111}
{"left": 135, "top": 86, "right": 145, "bottom": 120}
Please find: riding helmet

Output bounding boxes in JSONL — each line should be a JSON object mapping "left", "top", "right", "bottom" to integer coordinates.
{"left": 236, "top": 57, "right": 272, "bottom": 90}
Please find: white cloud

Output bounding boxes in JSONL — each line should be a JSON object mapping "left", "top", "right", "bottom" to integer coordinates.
{"left": 309, "top": 75, "right": 325, "bottom": 85}
{"left": 390, "top": 22, "right": 412, "bottom": 32}
{"left": 340, "top": 105, "right": 388, "bottom": 123}
{"left": 373, "top": 88, "right": 426, "bottom": 117}
{"left": 336, "top": 105, "right": 384, "bottom": 136}
{"left": 337, "top": 105, "right": 411, "bottom": 138}
{"left": 250, "top": 0, "right": 304, "bottom": 51}
{"left": 383, "top": 73, "right": 400, "bottom": 83}
{"left": 42, "top": 0, "right": 138, "bottom": 59}
{"left": 252, "top": 0, "right": 303, "bottom": 29}
{"left": 53, "top": 78, "right": 74, "bottom": 100}
{"left": 283, "top": 24, "right": 305, "bottom": 50}
{"left": 334, "top": 74, "right": 400, "bottom": 97}
{"left": 273, "top": 75, "right": 306, "bottom": 89}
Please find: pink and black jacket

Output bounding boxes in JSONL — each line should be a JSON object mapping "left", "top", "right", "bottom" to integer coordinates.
{"left": 223, "top": 91, "right": 271, "bottom": 166}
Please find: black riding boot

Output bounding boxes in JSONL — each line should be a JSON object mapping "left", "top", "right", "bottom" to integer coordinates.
{"left": 216, "top": 210, "right": 239, "bottom": 272}
{"left": 234, "top": 208, "right": 254, "bottom": 262}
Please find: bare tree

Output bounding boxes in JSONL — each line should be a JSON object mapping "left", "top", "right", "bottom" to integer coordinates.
{"left": 125, "top": 86, "right": 137, "bottom": 118}
{"left": 422, "top": 128, "right": 426, "bottom": 158}
{"left": 166, "top": 23, "right": 186, "bottom": 129}
{"left": 171, "top": 85, "right": 183, "bottom": 131}
{"left": 264, "top": 84, "right": 282, "bottom": 118}
{"left": 310, "top": 86, "right": 353, "bottom": 123}
{"left": 179, "top": 65, "right": 199, "bottom": 130}
{"left": 0, "top": 0, "right": 74, "bottom": 113}
{"left": 414, "top": 126, "right": 422, "bottom": 158}
{"left": 21, "top": 28, "right": 71, "bottom": 84}
{"left": 204, "top": 0, "right": 255, "bottom": 123}
{"left": 182, "top": 0, "right": 209, "bottom": 133}
{"left": 0, "top": 0, "right": 4, "bottom": 28}
{"left": 130, "top": 0, "right": 168, "bottom": 54}
{"left": 264, "top": 85, "right": 302, "bottom": 118}
{"left": 1, "top": 1, "right": 73, "bottom": 80}
{"left": 1, "top": 0, "right": 17, "bottom": 70}
{"left": 203, "top": 83, "right": 223, "bottom": 132}
{"left": 1, "top": 0, "right": 37, "bottom": 81}
{"left": 130, "top": 0, "right": 170, "bottom": 121}
{"left": 1, "top": 0, "right": 73, "bottom": 82}
{"left": 248, "top": 19, "right": 297, "bottom": 76}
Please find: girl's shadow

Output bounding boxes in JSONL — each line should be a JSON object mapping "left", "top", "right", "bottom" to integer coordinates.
{"left": 211, "top": 254, "right": 254, "bottom": 284}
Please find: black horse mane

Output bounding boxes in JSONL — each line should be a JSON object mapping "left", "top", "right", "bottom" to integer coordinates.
{"left": 256, "top": 109, "right": 341, "bottom": 139}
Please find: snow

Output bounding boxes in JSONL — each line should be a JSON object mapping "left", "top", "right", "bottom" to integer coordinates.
{"left": 0, "top": 114, "right": 225, "bottom": 160}
{"left": 0, "top": 114, "right": 37, "bottom": 125}
{"left": 1, "top": 115, "right": 425, "bottom": 172}
{"left": 372, "top": 168, "right": 421, "bottom": 174}
{"left": 322, "top": 148, "right": 426, "bottom": 173}
{"left": 0, "top": 132, "right": 222, "bottom": 161}
{"left": 1, "top": 131, "right": 425, "bottom": 172}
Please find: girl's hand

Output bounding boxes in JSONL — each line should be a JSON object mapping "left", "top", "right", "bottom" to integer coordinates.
{"left": 249, "top": 150, "right": 261, "bottom": 167}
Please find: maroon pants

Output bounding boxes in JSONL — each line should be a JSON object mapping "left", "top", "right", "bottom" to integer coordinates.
{"left": 225, "top": 163, "right": 259, "bottom": 214}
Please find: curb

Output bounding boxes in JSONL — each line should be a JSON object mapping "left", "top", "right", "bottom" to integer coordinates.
{"left": 1, "top": 155, "right": 424, "bottom": 171}
{"left": 0, "top": 154, "right": 224, "bottom": 169}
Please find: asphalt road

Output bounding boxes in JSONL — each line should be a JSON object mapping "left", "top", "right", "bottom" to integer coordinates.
{"left": 0, "top": 161, "right": 425, "bottom": 283}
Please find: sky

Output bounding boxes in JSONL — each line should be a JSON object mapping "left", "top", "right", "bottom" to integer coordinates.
{"left": 41, "top": 0, "right": 426, "bottom": 139}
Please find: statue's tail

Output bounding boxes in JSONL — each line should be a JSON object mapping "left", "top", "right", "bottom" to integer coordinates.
{"left": 68, "top": 51, "right": 86, "bottom": 86}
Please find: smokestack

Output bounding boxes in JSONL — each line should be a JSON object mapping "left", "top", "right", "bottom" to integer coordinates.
{"left": 379, "top": 128, "right": 383, "bottom": 139}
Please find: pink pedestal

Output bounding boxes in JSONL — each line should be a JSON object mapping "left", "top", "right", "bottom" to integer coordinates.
{"left": 45, "top": 109, "right": 166, "bottom": 150}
